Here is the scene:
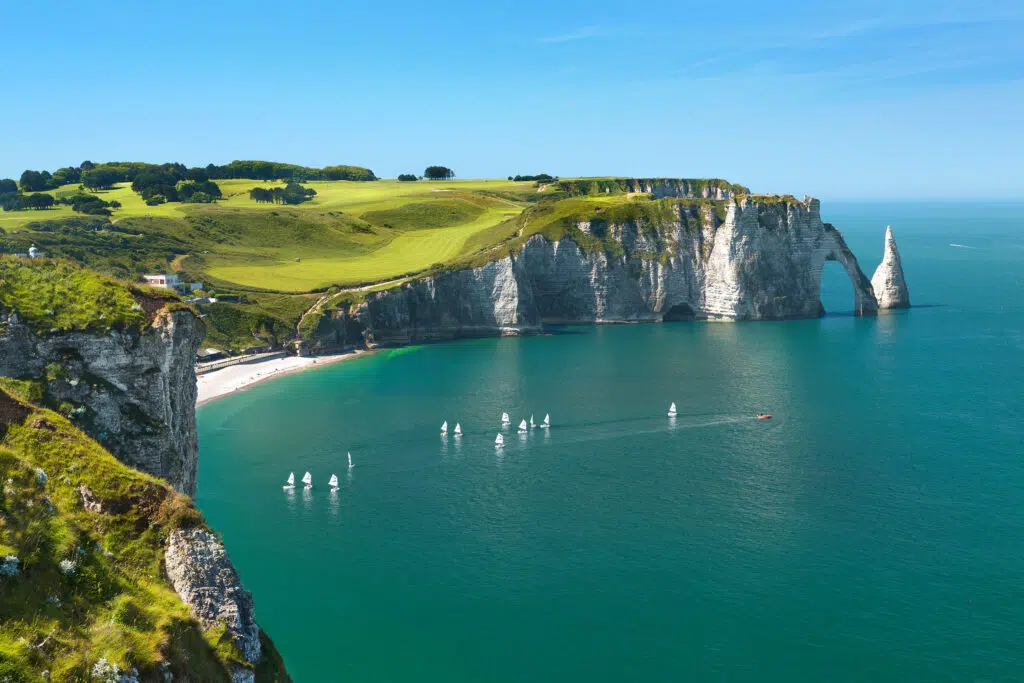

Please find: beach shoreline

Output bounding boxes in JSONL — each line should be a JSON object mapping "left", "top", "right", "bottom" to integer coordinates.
{"left": 196, "top": 350, "right": 368, "bottom": 407}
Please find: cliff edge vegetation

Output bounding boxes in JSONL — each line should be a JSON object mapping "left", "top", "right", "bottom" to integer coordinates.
{"left": 0, "top": 380, "right": 289, "bottom": 681}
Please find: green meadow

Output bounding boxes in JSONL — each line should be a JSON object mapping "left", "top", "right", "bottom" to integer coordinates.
{"left": 1, "top": 179, "right": 530, "bottom": 291}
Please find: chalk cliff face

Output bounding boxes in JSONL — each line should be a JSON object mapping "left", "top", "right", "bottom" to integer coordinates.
{"left": 165, "top": 528, "right": 263, "bottom": 683}
{"left": 0, "top": 308, "right": 202, "bottom": 495}
{"left": 871, "top": 225, "right": 911, "bottom": 309}
{"left": 355, "top": 196, "right": 878, "bottom": 345}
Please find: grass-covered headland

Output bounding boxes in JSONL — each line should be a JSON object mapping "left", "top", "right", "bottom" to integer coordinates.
{"left": 1, "top": 159, "right": 761, "bottom": 352}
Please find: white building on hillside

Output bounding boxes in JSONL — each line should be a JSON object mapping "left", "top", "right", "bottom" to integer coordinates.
{"left": 142, "top": 273, "right": 180, "bottom": 289}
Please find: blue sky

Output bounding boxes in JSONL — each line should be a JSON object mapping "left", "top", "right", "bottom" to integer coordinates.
{"left": 2, "top": 0, "right": 1021, "bottom": 197}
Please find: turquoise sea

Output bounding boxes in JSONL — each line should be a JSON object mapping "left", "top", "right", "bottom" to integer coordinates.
{"left": 197, "top": 201, "right": 1024, "bottom": 682}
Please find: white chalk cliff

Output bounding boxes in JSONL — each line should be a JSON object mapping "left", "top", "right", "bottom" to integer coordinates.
{"left": 870, "top": 225, "right": 911, "bottom": 309}
{"left": 351, "top": 195, "right": 880, "bottom": 345}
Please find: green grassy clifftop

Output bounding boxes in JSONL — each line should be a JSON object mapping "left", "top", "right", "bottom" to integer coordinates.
{"left": 1, "top": 175, "right": 767, "bottom": 351}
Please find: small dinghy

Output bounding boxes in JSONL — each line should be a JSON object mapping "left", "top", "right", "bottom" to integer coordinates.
{"left": 518, "top": 419, "right": 528, "bottom": 433}
{"left": 530, "top": 414, "right": 535, "bottom": 429}
{"left": 501, "top": 412, "right": 510, "bottom": 426}
{"left": 757, "top": 413, "right": 773, "bottom": 420}
{"left": 668, "top": 402, "right": 677, "bottom": 417}
{"left": 541, "top": 413, "right": 550, "bottom": 429}
{"left": 302, "top": 471, "right": 313, "bottom": 489}
{"left": 495, "top": 433, "right": 504, "bottom": 448}
{"left": 283, "top": 472, "right": 295, "bottom": 490}
{"left": 441, "top": 420, "right": 448, "bottom": 435}
{"left": 347, "top": 452, "right": 354, "bottom": 469}
{"left": 328, "top": 473, "right": 339, "bottom": 490}
{"left": 454, "top": 423, "right": 462, "bottom": 436}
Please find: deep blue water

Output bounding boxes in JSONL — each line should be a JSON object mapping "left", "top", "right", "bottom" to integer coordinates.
{"left": 197, "top": 200, "right": 1024, "bottom": 682}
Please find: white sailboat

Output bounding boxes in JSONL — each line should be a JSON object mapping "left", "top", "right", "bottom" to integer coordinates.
{"left": 328, "top": 473, "right": 339, "bottom": 490}
{"left": 495, "top": 433, "right": 504, "bottom": 447}
{"left": 347, "top": 452, "right": 354, "bottom": 469}
{"left": 282, "top": 472, "right": 295, "bottom": 490}
{"left": 530, "top": 414, "right": 535, "bottom": 428}
{"left": 668, "top": 402, "right": 677, "bottom": 417}
{"left": 541, "top": 413, "right": 550, "bottom": 428}
{"left": 518, "top": 419, "right": 528, "bottom": 433}
{"left": 302, "top": 471, "right": 313, "bottom": 489}
{"left": 441, "top": 420, "right": 448, "bottom": 435}
{"left": 454, "top": 423, "right": 462, "bottom": 436}
{"left": 501, "top": 412, "right": 510, "bottom": 426}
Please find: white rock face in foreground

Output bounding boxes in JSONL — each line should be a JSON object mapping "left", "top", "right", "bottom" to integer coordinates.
{"left": 165, "top": 528, "right": 261, "bottom": 682}
{"left": 870, "top": 226, "right": 911, "bottom": 309}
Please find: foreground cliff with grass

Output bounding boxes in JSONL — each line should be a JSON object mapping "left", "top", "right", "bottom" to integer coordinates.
{"left": 0, "top": 259, "right": 289, "bottom": 681}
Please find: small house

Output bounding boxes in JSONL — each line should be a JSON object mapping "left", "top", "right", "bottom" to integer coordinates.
{"left": 142, "top": 274, "right": 181, "bottom": 289}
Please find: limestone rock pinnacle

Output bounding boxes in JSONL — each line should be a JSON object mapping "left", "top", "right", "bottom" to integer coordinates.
{"left": 871, "top": 225, "right": 911, "bottom": 309}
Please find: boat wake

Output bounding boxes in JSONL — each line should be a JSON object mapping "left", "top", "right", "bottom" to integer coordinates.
{"left": 949, "top": 243, "right": 979, "bottom": 249}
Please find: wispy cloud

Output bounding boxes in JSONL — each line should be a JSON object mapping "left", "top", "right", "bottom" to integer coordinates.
{"left": 538, "top": 26, "right": 607, "bottom": 43}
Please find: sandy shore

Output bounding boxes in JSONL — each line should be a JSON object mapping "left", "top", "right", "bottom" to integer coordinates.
{"left": 196, "top": 351, "right": 366, "bottom": 407}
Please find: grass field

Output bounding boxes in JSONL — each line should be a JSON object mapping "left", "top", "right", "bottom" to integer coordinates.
{"left": 1, "top": 178, "right": 535, "bottom": 291}
{"left": 203, "top": 196, "right": 521, "bottom": 290}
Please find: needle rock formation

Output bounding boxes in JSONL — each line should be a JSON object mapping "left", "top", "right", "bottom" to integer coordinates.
{"left": 870, "top": 225, "right": 911, "bottom": 309}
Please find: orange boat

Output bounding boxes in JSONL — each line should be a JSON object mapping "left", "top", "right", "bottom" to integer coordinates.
{"left": 756, "top": 413, "right": 772, "bottom": 420}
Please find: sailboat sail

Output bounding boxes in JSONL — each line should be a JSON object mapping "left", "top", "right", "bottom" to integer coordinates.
{"left": 501, "top": 412, "right": 510, "bottom": 424}
{"left": 328, "top": 474, "right": 339, "bottom": 488}
{"left": 302, "top": 471, "right": 312, "bottom": 486}
{"left": 454, "top": 423, "right": 462, "bottom": 435}
{"left": 518, "top": 419, "right": 528, "bottom": 432}
{"left": 347, "top": 452, "right": 353, "bottom": 469}
{"left": 495, "top": 433, "right": 504, "bottom": 446}
{"left": 441, "top": 421, "right": 448, "bottom": 434}
{"left": 542, "top": 414, "right": 550, "bottom": 427}
{"left": 286, "top": 472, "right": 295, "bottom": 485}
{"left": 668, "top": 402, "right": 677, "bottom": 416}
{"left": 530, "top": 414, "right": 535, "bottom": 428}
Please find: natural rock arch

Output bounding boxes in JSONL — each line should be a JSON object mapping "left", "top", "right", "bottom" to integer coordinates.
{"left": 815, "top": 224, "right": 878, "bottom": 317}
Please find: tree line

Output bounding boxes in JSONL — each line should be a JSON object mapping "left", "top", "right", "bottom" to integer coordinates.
{"left": 507, "top": 173, "right": 556, "bottom": 183}
{"left": 248, "top": 182, "right": 317, "bottom": 205}
{"left": 12, "top": 159, "right": 376, "bottom": 192}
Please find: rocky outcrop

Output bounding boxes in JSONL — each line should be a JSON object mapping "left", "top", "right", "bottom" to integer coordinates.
{"left": 354, "top": 196, "right": 878, "bottom": 345}
{"left": 0, "top": 308, "right": 203, "bottom": 495}
{"left": 871, "top": 225, "right": 911, "bottom": 309}
{"left": 164, "top": 528, "right": 261, "bottom": 683}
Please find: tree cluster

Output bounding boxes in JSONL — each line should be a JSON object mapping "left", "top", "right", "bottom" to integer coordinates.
{"left": 205, "top": 160, "right": 376, "bottom": 182}
{"left": 507, "top": 173, "right": 556, "bottom": 183}
{"left": 18, "top": 166, "right": 84, "bottom": 191}
{"left": 397, "top": 174, "right": 418, "bottom": 182}
{"left": 248, "top": 182, "right": 317, "bottom": 205}
{"left": 1, "top": 192, "right": 55, "bottom": 211}
{"left": 130, "top": 166, "right": 223, "bottom": 205}
{"left": 57, "top": 194, "right": 121, "bottom": 216}
{"left": 424, "top": 166, "right": 455, "bottom": 180}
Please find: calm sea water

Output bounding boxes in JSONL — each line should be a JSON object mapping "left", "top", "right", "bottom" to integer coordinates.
{"left": 197, "top": 201, "right": 1024, "bottom": 682}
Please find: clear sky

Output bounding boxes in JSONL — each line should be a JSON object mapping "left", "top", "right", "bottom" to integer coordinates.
{"left": 2, "top": 0, "right": 1021, "bottom": 198}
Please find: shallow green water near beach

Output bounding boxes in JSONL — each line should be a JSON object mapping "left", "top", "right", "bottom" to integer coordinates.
{"left": 198, "top": 201, "right": 1024, "bottom": 682}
